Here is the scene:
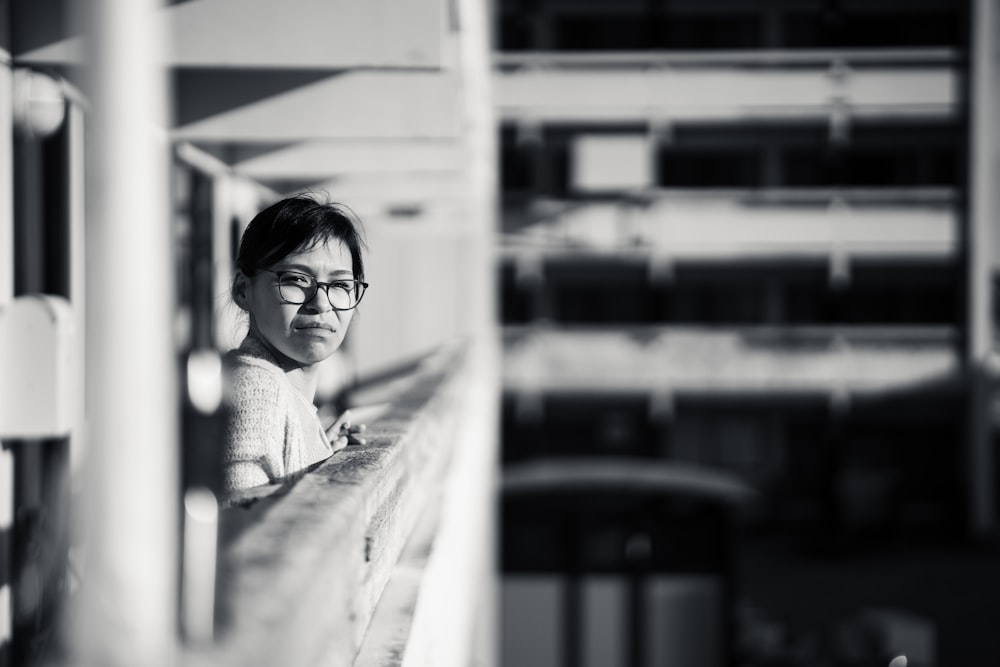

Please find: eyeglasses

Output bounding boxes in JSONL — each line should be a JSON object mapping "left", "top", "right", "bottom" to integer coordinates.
{"left": 262, "top": 270, "right": 368, "bottom": 311}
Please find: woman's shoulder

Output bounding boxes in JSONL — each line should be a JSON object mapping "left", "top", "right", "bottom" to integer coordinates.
{"left": 225, "top": 345, "right": 289, "bottom": 406}
{"left": 226, "top": 335, "right": 285, "bottom": 377}
{"left": 227, "top": 347, "right": 280, "bottom": 375}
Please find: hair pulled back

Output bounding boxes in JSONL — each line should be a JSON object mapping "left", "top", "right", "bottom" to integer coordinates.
{"left": 235, "top": 195, "right": 366, "bottom": 283}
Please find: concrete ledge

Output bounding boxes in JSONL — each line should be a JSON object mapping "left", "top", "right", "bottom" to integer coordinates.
{"left": 503, "top": 325, "right": 959, "bottom": 396}
{"left": 184, "top": 340, "right": 497, "bottom": 667}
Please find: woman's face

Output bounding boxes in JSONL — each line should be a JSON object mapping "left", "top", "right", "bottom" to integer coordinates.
{"left": 239, "top": 239, "right": 358, "bottom": 369}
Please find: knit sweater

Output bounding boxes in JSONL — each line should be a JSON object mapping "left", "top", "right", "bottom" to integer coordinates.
{"left": 222, "top": 335, "right": 333, "bottom": 492}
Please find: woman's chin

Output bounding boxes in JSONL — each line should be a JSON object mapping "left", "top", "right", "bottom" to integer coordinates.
{"left": 290, "top": 339, "right": 340, "bottom": 366}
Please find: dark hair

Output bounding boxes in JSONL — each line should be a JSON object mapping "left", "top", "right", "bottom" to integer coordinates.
{"left": 235, "top": 195, "right": 366, "bottom": 282}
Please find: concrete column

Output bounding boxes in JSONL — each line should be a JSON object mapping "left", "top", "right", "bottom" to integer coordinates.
{"left": 67, "top": 102, "right": 88, "bottom": 475}
{"left": 0, "top": 47, "right": 14, "bottom": 663}
{"left": 966, "top": 0, "right": 999, "bottom": 539}
{"left": 74, "top": 0, "right": 179, "bottom": 665}
{"left": 456, "top": 0, "right": 499, "bottom": 664}
{"left": 0, "top": 53, "right": 12, "bottom": 302}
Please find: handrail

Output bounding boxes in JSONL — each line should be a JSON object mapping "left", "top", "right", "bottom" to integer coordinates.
{"left": 184, "top": 339, "right": 498, "bottom": 667}
{"left": 637, "top": 187, "right": 958, "bottom": 206}
{"left": 501, "top": 187, "right": 957, "bottom": 212}
{"left": 503, "top": 457, "right": 756, "bottom": 507}
{"left": 501, "top": 325, "right": 961, "bottom": 400}
{"left": 502, "top": 323, "right": 959, "bottom": 345}
{"left": 495, "top": 48, "right": 960, "bottom": 70}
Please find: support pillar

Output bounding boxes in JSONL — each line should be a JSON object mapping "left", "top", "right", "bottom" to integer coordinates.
{"left": 74, "top": 1, "right": 179, "bottom": 665}
{"left": 966, "top": 0, "right": 999, "bottom": 540}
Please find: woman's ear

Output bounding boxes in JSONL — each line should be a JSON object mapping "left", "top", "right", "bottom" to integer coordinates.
{"left": 232, "top": 271, "right": 251, "bottom": 311}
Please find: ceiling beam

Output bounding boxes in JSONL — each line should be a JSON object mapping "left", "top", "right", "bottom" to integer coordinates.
{"left": 172, "top": 71, "right": 462, "bottom": 140}
{"left": 17, "top": 0, "right": 446, "bottom": 69}
{"left": 228, "top": 139, "right": 465, "bottom": 179}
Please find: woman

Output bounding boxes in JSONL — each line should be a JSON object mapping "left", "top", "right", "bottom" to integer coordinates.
{"left": 223, "top": 194, "right": 368, "bottom": 493}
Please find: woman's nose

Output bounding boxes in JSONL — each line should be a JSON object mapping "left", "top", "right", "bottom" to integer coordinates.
{"left": 303, "top": 287, "right": 333, "bottom": 313}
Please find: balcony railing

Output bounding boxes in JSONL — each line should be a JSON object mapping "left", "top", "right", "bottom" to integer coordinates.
{"left": 494, "top": 48, "right": 960, "bottom": 70}
{"left": 495, "top": 48, "right": 959, "bottom": 124}
{"left": 183, "top": 340, "right": 499, "bottom": 667}
{"left": 502, "top": 324, "right": 960, "bottom": 398}
{"left": 499, "top": 187, "right": 958, "bottom": 261}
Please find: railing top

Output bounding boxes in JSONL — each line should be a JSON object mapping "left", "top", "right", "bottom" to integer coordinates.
{"left": 494, "top": 47, "right": 960, "bottom": 70}
{"left": 503, "top": 457, "right": 756, "bottom": 507}
{"left": 187, "top": 340, "right": 475, "bottom": 667}
{"left": 500, "top": 324, "right": 961, "bottom": 399}
{"left": 496, "top": 187, "right": 959, "bottom": 257}
{"left": 502, "top": 187, "right": 958, "bottom": 210}
{"left": 502, "top": 323, "right": 960, "bottom": 346}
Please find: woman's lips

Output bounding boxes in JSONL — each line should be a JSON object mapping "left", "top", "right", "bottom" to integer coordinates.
{"left": 294, "top": 322, "right": 335, "bottom": 333}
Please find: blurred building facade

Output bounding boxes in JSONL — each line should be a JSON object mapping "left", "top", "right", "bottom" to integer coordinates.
{"left": 494, "top": 1, "right": 1000, "bottom": 665}
{"left": 497, "top": 0, "right": 991, "bottom": 544}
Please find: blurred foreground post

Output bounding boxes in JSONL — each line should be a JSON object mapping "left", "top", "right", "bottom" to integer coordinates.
{"left": 966, "top": 0, "right": 999, "bottom": 540}
{"left": 0, "top": 39, "right": 13, "bottom": 661}
{"left": 74, "top": 0, "right": 178, "bottom": 665}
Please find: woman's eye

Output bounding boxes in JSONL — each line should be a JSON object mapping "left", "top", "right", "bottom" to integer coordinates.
{"left": 281, "top": 273, "right": 313, "bottom": 287}
{"left": 331, "top": 281, "right": 353, "bottom": 291}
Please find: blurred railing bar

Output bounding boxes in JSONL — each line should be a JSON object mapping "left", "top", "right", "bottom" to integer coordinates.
{"left": 503, "top": 457, "right": 755, "bottom": 505}
{"left": 502, "top": 323, "right": 959, "bottom": 345}
{"left": 495, "top": 48, "right": 960, "bottom": 70}
{"left": 334, "top": 343, "right": 460, "bottom": 411}
{"left": 53, "top": 77, "right": 90, "bottom": 112}
{"left": 496, "top": 243, "right": 958, "bottom": 263}
{"left": 500, "top": 107, "right": 958, "bottom": 125}
{"left": 174, "top": 141, "right": 233, "bottom": 177}
{"left": 640, "top": 186, "right": 958, "bottom": 207}
{"left": 348, "top": 344, "right": 448, "bottom": 392}
{"left": 506, "top": 187, "right": 957, "bottom": 209}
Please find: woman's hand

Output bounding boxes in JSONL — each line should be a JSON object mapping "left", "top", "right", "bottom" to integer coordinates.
{"left": 327, "top": 410, "right": 367, "bottom": 451}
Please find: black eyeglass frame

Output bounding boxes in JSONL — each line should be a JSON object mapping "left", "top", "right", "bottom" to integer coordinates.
{"left": 260, "top": 269, "right": 369, "bottom": 311}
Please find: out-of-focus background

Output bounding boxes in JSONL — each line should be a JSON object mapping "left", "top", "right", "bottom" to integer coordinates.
{"left": 1, "top": 0, "right": 999, "bottom": 666}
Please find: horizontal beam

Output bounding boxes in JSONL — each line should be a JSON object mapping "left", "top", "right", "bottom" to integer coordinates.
{"left": 230, "top": 139, "right": 465, "bottom": 179}
{"left": 495, "top": 48, "right": 960, "bottom": 69}
{"left": 172, "top": 72, "right": 462, "bottom": 141}
{"left": 17, "top": 0, "right": 445, "bottom": 69}
{"left": 166, "top": 0, "right": 445, "bottom": 69}
{"left": 502, "top": 326, "right": 959, "bottom": 395}
{"left": 303, "top": 171, "right": 470, "bottom": 204}
{"left": 501, "top": 198, "right": 957, "bottom": 261}
{"left": 496, "top": 67, "right": 957, "bottom": 122}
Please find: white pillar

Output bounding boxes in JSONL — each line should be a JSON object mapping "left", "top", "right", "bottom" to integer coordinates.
{"left": 68, "top": 101, "right": 88, "bottom": 475}
{"left": 0, "top": 47, "right": 15, "bottom": 658}
{"left": 456, "top": 1, "right": 499, "bottom": 665}
{"left": 967, "top": 0, "right": 999, "bottom": 539}
{"left": 0, "top": 52, "right": 12, "bottom": 304}
{"left": 75, "top": 0, "right": 179, "bottom": 665}
{"left": 457, "top": 0, "right": 498, "bottom": 342}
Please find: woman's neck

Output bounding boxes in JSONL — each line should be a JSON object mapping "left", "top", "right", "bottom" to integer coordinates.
{"left": 246, "top": 328, "right": 319, "bottom": 402}
{"left": 284, "top": 366, "right": 318, "bottom": 403}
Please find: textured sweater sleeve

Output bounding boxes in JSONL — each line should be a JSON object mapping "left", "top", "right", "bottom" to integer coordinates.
{"left": 223, "top": 360, "right": 288, "bottom": 492}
